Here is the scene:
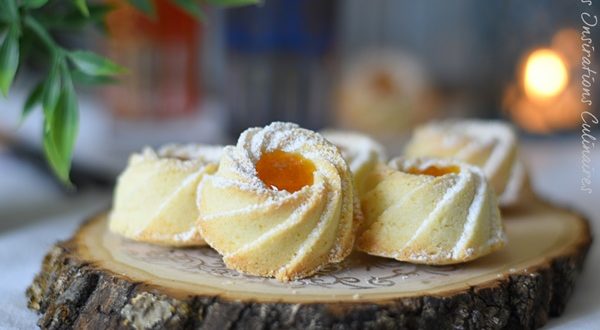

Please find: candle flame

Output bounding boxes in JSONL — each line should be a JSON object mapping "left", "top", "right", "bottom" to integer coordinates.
{"left": 523, "top": 49, "right": 568, "bottom": 100}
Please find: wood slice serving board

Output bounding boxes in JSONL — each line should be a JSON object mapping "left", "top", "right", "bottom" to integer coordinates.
{"left": 27, "top": 200, "right": 592, "bottom": 330}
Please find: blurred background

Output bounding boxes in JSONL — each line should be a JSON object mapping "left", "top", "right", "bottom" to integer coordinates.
{"left": 0, "top": 0, "right": 599, "bottom": 228}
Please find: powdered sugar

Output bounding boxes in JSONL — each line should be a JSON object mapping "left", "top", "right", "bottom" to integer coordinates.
{"left": 320, "top": 130, "right": 387, "bottom": 174}
{"left": 110, "top": 144, "right": 218, "bottom": 247}
{"left": 144, "top": 226, "right": 202, "bottom": 244}
{"left": 158, "top": 143, "right": 224, "bottom": 164}
{"left": 408, "top": 120, "right": 525, "bottom": 206}
{"left": 197, "top": 122, "right": 357, "bottom": 281}
{"left": 128, "top": 144, "right": 223, "bottom": 172}
{"left": 364, "top": 157, "right": 506, "bottom": 264}
{"left": 219, "top": 122, "right": 350, "bottom": 195}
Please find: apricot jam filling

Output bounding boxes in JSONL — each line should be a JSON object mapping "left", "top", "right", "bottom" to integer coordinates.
{"left": 371, "top": 70, "right": 395, "bottom": 95}
{"left": 406, "top": 165, "right": 460, "bottom": 177}
{"left": 256, "top": 150, "right": 316, "bottom": 193}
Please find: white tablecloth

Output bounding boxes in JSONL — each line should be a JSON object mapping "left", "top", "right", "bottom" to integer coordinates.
{"left": 0, "top": 199, "right": 109, "bottom": 330}
{"left": 0, "top": 137, "right": 598, "bottom": 329}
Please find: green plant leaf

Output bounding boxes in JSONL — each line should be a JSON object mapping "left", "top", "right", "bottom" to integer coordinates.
{"left": 173, "top": 0, "right": 205, "bottom": 19}
{"left": 0, "top": 0, "right": 18, "bottom": 22}
{"left": 41, "top": 4, "right": 113, "bottom": 30}
{"left": 20, "top": 81, "right": 44, "bottom": 125}
{"left": 43, "top": 75, "right": 78, "bottom": 185}
{"left": 24, "top": 16, "right": 56, "bottom": 50}
{"left": 73, "top": 0, "right": 90, "bottom": 17}
{"left": 71, "top": 69, "right": 118, "bottom": 85}
{"left": 67, "top": 50, "right": 125, "bottom": 77}
{"left": 0, "top": 9, "right": 9, "bottom": 24}
{"left": 128, "top": 0, "right": 155, "bottom": 17}
{"left": 205, "top": 0, "right": 260, "bottom": 6}
{"left": 0, "top": 25, "right": 19, "bottom": 97}
{"left": 22, "top": 0, "right": 49, "bottom": 9}
{"left": 42, "top": 60, "right": 61, "bottom": 127}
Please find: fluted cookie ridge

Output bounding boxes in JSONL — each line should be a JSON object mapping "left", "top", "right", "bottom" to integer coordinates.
{"left": 358, "top": 157, "right": 506, "bottom": 265}
{"left": 405, "top": 120, "right": 530, "bottom": 207}
{"left": 321, "top": 130, "right": 387, "bottom": 197}
{"left": 197, "top": 122, "right": 360, "bottom": 281}
{"left": 109, "top": 144, "right": 222, "bottom": 246}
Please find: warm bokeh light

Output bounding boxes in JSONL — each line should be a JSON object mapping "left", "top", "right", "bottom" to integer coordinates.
{"left": 523, "top": 49, "right": 568, "bottom": 100}
{"left": 505, "top": 33, "right": 585, "bottom": 134}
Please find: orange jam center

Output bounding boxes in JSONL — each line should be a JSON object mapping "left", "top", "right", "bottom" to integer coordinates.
{"left": 406, "top": 165, "right": 460, "bottom": 177}
{"left": 371, "top": 70, "right": 395, "bottom": 95}
{"left": 256, "top": 150, "right": 316, "bottom": 193}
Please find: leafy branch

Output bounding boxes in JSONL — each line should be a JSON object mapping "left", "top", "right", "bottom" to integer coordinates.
{"left": 0, "top": 0, "right": 258, "bottom": 185}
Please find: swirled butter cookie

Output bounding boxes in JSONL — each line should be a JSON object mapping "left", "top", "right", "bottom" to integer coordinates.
{"left": 359, "top": 157, "right": 506, "bottom": 265}
{"left": 109, "top": 144, "right": 222, "bottom": 246}
{"left": 321, "top": 130, "right": 387, "bottom": 197}
{"left": 405, "top": 120, "right": 530, "bottom": 207}
{"left": 197, "top": 122, "right": 360, "bottom": 281}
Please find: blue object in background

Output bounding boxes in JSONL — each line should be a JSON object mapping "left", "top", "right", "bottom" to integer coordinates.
{"left": 223, "top": 0, "right": 338, "bottom": 135}
{"left": 226, "top": 0, "right": 336, "bottom": 55}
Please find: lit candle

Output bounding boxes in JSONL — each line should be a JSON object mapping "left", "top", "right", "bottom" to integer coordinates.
{"left": 522, "top": 49, "right": 568, "bottom": 101}
{"left": 504, "top": 42, "right": 584, "bottom": 133}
